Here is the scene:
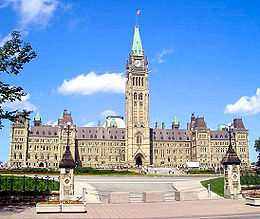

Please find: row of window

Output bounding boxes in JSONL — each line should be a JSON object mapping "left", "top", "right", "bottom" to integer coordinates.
{"left": 132, "top": 77, "right": 144, "bottom": 87}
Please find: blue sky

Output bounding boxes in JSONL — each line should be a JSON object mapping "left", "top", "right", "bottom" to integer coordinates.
{"left": 0, "top": 0, "right": 260, "bottom": 163}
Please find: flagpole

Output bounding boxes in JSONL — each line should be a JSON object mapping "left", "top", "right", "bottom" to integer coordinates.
{"left": 136, "top": 14, "right": 137, "bottom": 25}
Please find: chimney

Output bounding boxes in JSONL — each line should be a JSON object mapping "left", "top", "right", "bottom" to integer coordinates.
{"left": 155, "top": 122, "right": 158, "bottom": 130}
{"left": 162, "top": 122, "right": 165, "bottom": 130}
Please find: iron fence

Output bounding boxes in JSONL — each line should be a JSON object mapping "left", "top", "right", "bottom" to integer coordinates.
{"left": 0, "top": 175, "right": 59, "bottom": 192}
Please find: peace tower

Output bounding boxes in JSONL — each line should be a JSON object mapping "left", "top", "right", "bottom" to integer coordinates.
{"left": 125, "top": 25, "right": 150, "bottom": 166}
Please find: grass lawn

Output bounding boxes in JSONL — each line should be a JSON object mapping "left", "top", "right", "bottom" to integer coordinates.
{"left": 201, "top": 177, "right": 224, "bottom": 197}
{"left": 0, "top": 175, "right": 59, "bottom": 192}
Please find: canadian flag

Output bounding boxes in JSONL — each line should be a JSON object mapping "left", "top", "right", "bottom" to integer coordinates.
{"left": 136, "top": 10, "right": 141, "bottom": 16}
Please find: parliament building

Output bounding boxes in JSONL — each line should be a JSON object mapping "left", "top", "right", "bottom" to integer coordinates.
{"left": 8, "top": 25, "right": 250, "bottom": 169}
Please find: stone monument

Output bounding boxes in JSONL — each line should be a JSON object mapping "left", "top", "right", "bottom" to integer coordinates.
{"left": 221, "top": 123, "right": 242, "bottom": 199}
{"left": 59, "top": 122, "right": 76, "bottom": 201}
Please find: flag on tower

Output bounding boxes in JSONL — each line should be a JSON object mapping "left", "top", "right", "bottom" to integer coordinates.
{"left": 136, "top": 10, "right": 141, "bottom": 16}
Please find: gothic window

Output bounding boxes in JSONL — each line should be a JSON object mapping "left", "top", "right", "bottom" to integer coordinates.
{"left": 141, "top": 77, "right": 144, "bottom": 86}
{"left": 136, "top": 77, "right": 138, "bottom": 86}
{"left": 90, "top": 135, "right": 93, "bottom": 138}
{"left": 133, "top": 77, "right": 135, "bottom": 86}
{"left": 19, "top": 153, "right": 22, "bottom": 159}
{"left": 139, "top": 93, "right": 143, "bottom": 100}
{"left": 41, "top": 154, "right": 44, "bottom": 159}
{"left": 47, "top": 154, "right": 50, "bottom": 159}
{"left": 14, "top": 153, "right": 16, "bottom": 159}
{"left": 134, "top": 101, "right": 137, "bottom": 106}
{"left": 139, "top": 77, "right": 141, "bottom": 86}
{"left": 136, "top": 135, "right": 142, "bottom": 144}
{"left": 134, "top": 93, "right": 138, "bottom": 100}
{"left": 42, "top": 131, "right": 45, "bottom": 136}
{"left": 48, "top": 131, "right": 51, "bottom": 135}
{"left": 94, "top": 135, "right": 97, "bottom": 138}
{"left": 36, "top": 131, "right": 39, "bottom": 135}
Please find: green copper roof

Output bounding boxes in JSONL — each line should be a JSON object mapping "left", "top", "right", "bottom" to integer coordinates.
{"left": 218, "top": 125, "right": 226, "bottom": 131}
{"left": 173, "top": 117, "right": 178, "bottom": 125}
{"left": 35, "top": 112, "right": 41, "bottom": 121}
{"left": 131, "top": 25, "right": 143, "bottom": 56}
{"left": 110, "top": 118, "right": 117, "bottom": 127}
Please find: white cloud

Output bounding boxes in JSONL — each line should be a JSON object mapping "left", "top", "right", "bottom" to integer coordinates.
{"left": 154, "top": 48, "right": 173, "bottom": 64}
{"left": 84, "top": 122, "right": 97, "bottom": 127}
{"left": 9, "top": 0, "right": 58, "bottom": 29}
{"left": 58, "top": 71, "right": 125, "bottom": 95}
{"left": 225, "top": 88, "right": 260, "bottom": 115}
{"left": 46, "top": 120, "right": 57, "bottom": 126}
{"left": 2, "top": 94, "right": 37, "bottom": 111}
{"left": 101, "top": 110, "right": 117, "bottom": 118}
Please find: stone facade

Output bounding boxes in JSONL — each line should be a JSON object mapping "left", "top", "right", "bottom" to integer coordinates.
{"left": 8, "top": 25, "right": 250, "bottom": 169}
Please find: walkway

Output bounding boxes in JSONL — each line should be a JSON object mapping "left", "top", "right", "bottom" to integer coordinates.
{"left": 1, "top": 199, "right": 260, "bottom": 218}
{"left": 172, "top": 178, "right": 222, "bottom": 199}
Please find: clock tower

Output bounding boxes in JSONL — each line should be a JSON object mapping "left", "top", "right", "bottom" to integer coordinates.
{"left": 125, "top": 25, "right": 150, "bottom": 166}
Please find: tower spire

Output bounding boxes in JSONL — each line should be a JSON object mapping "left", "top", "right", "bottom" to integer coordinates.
{"left": 131, "top": 25, "right": 143, "bottom": 56}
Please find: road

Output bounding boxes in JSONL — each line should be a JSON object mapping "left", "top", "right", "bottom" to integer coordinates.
{"left": 75, "top": 176, "right": 214, "bottom": 203}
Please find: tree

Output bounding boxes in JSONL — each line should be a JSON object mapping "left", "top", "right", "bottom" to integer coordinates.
{"left": 254, "top": 138, "right": 260, "bottom": 166}
{"left": 0, "top": 31, "right": 37, "bottom": 128}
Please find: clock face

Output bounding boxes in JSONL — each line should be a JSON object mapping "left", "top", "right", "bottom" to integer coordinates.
{"left": 134, "top": 60, "right": 142, "bottom": 67}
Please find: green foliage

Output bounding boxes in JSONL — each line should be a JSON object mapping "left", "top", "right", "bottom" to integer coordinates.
{"left": 241, "top": 173, "right": 260, "bottom": 185}
{"left": 187, "top": 169, "right": 215, "bottom": 174}
{"left": 75, "top": 167, "right": 135, "bottom": 175}
{"left": 0, "top": 175, "right": 59, "bottom": 192}
{"left": 201, "top": 177, "right": 224, "bottom": 197}
{"left": 21, "top": 167, "right": 58, "bottom": 173}
{"left": 0, "top": 31, "right": 37, "bottom": 128}
{"left": 254, "top": 138, "right": 260, "bottom": 166}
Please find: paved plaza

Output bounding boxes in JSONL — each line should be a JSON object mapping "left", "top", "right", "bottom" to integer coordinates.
{"left": 1, "top": 199, "right": 260, "bottom": 218}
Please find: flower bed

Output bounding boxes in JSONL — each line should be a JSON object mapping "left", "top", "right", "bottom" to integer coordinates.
{"left": 246, "top": 194, "right": 260, "bottom": 206}
{"left": 36, "top": 200, "right": 87, "bottom": 213}
{"left": 36, "top": 201, "right": 61, "bottom": 213}
{"left": 62, "top": 200, "right": 87, "bottom": 213}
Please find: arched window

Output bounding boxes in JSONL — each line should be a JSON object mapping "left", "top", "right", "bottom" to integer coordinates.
{"left": 14, "top": 153, "right": 16, "bottom": 159}
{"left": 133, "top": 77, "right": 135, "bottom": 86}
{"left": 19, "top": 153, "right": 22, "bottom": 159}
{"left": 42, "top": 131, "right": 45, "bottom": 135}
{"left": 48, "top": 131, "right": 51, "bottom": 135}
{"left": 139, "top": 93, "right": 143, "bottom": 100}
{"left": 35, "top": 154, "right": 38, "bottom": 159}
{"left": 136, "top": 135, "right": 142, "bottom": 144}
{"left": 134, "top": 93, "right": 138, "bottom": 100}
{"left": 41, "top": 154, "right": 44, "bottom": 159}
{"left": 139, "top": 77, "right": 141, "bottom": 86}
{"left": 55, "top": 154, "right": 57, "bottom": 160}
{"left": 141, "top": 77, "right": 144, "bottom": 86}
{"left": 36, "top": 131, "right": 39, "bottom": 135}
{"left": 136, "top": 77, "right": 138, "bottom": 86}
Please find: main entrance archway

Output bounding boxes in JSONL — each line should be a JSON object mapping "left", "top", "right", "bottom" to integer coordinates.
{"left": 136, "top": 156, "right": 142, "bottom": 166}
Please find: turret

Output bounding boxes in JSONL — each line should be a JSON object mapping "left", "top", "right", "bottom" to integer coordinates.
{"left": 33, "top": 112, "right": 42, "bottom": 126}
{"left": 172, "top": 117, "right": 180, "bottom": 129}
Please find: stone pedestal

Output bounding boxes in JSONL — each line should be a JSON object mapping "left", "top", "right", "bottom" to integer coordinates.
{"left": 59, "top": 168, "right": 75, "bottom": 201}
{"left": 223, "top": 164, "right": 242, "bottom": 199}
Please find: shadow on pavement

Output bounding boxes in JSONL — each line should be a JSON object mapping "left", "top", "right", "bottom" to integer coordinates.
{"left": 0, "top": 205, "right": 33, "bottom": 214}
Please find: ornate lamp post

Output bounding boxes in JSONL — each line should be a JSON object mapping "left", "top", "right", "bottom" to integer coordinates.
{"left": 59, "top": 122, "right": 76, "bottom": 201}
{"left": 221, "top": 123, "right": 242, "bottom": 199}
